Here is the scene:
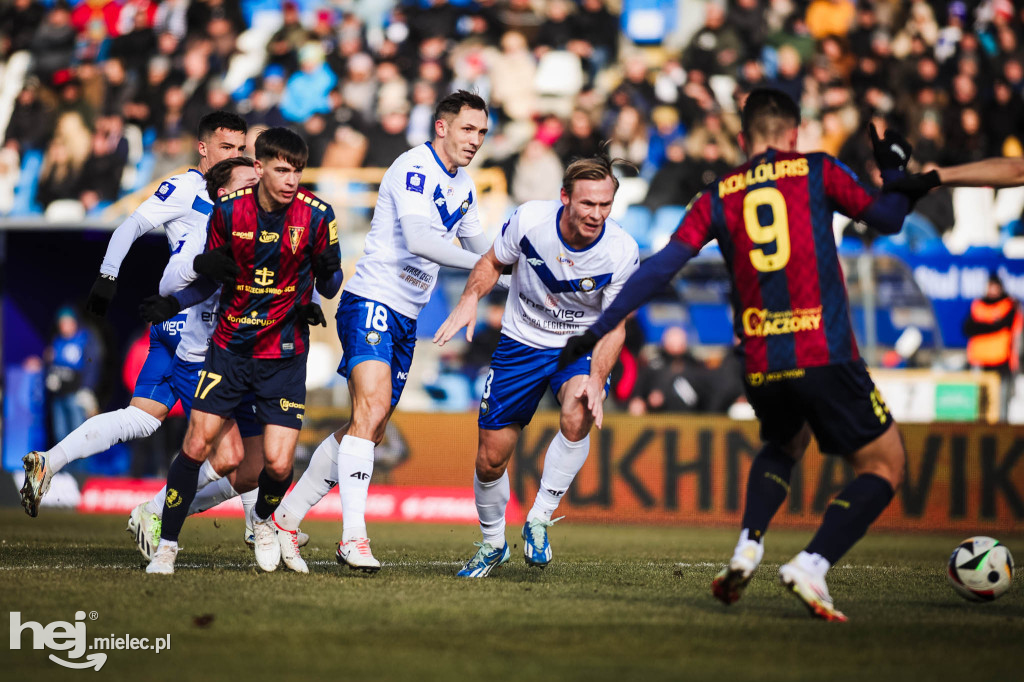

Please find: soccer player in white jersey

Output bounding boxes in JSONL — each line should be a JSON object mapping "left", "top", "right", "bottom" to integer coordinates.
{"left": 434, "top": 156, "right": 640, "bottom": 577}
{"left": 271, "top": 90, "right": 499, "bottom": 572}
{"left": 20, "top": 112, "right": 247, "bottom": 517}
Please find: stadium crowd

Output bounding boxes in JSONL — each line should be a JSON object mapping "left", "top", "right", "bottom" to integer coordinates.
{"left": 4, "top": 0, "right": 1024, "bottom": 424}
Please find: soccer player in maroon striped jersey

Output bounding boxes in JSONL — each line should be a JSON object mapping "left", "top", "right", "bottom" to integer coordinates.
{"left": 146, "top": 128, "right": 343, "bottom": 575}
{"left": 561, "top": 89, "right": 916, "bottom": 621}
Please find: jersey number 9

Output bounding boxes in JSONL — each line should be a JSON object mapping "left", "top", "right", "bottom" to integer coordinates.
{"left": 743, "top": 187, "right": 791, "bottom": 272}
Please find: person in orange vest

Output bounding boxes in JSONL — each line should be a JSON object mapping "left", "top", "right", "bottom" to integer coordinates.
{"left": 963, "top": 273, "right": 1022, "bottom": 419}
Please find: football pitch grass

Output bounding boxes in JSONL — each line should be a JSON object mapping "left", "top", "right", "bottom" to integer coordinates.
{"left": 2, "top": 509, "right": 1021, "bottom": 682}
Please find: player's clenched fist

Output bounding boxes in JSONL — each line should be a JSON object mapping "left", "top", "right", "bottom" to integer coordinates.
{"left": 193, "top": 244, "right": 239, "bottom": 284}
{"left": 139, "top": 294, "right": 181, "bottom": 323}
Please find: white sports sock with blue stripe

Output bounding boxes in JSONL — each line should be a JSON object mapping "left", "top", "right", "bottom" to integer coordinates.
{"left": 529, "top": 431, "right": 590, "bottom": 522}
{"left": 475, "top": 471, "right": 509, "bottom": 548}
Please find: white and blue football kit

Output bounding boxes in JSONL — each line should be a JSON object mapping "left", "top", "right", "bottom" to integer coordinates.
{"left": 478, "top": 200, "right": 639, "bottom": 429}
{"left": 339, "top": 142, "right": 482, "bottom": 405}
{"left": 102, "top": 169, "right": 214, "bottom": 407}
{"left": 157, "top": 209, "right": 261, "bottom": 436}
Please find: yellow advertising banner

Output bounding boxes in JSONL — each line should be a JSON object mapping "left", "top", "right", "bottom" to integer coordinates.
{"left": 301, "top": 411, "right": 1024, "bottom": 532}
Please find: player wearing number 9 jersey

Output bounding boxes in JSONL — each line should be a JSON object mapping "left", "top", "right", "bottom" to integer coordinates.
{"left": 560, "top": 89, "right": 916, "bottom": 620}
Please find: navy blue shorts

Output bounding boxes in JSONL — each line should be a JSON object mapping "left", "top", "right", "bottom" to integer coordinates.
{"left": 744, "top": 360, "right": 892, "bottom": 455}
{"left": 335, "top": 290, "right": 417, "bottom": 407}
{"left": 478, "top": 334, "right": 599, "bottom": 430}
{"left": 168, "top": 356, "right": 261, "bottom": 438}
{"left": 132, "top": 313, "right": 187, "bottom": 408}
{"left": 191, "top": 344, "right": 307, "bottom": 430}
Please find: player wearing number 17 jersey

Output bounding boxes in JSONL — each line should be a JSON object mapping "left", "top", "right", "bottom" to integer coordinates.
{"left": 561, "top": 89, "right": 916, "bottom": 620}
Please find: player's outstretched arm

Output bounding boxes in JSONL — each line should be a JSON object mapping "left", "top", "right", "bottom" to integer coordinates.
{"left": 937, "top": 157, "right": 1024, "bottom": 188}
{"left": 434, "top": 246, "right": 505, "bottom": 346}
{"left": 86, "top": 213, "right": 157, "bottom": 315}
{"left": 574, "top": 321, "right": 627, "bottom": 429}
{"left": 402, "top": 215, "right": 482, "bottom": 270}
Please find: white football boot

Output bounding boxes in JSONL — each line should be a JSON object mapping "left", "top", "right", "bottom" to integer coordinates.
{"left": 336, "top": 537, "right": 381, "bottom": 573}
{"left": 146, "top": 542, "right": 178, "bottom": 575}
{"left": 250, "top": 513, "right": 281, "bottom": 572}
{"left": 127, "top": 502, "right": 162, "bottom": 561}
{"left": 274, "top": 517, "right": 308, "bottom": 573}
{"left": 711, "top": 530, "right": 765, "bottom": 605}
{"left": 778, "top": 552, "right": 847, "bottom": 622}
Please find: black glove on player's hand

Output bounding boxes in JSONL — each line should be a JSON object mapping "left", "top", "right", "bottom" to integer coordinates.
{"left": 296, "top": 303, "right": 327, "bottom": 327}
{"left": 869, "top": 123, "right": 912, "bottom": 173}
{"left": 193, "top": 244, "right": 239, "bottom": 285}
{"left": 85, "top": 274, "right": 117, "bottom": 317}
{"left": 558, "top": 330, "right": 599, "bottom": 370}
{"left": 139, "top": 294, "right": 182, "bottom": 324}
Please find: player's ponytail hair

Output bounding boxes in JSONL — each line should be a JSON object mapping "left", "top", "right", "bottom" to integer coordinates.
{"left": 561, "top": 151, "right": 632, "bottom": 196}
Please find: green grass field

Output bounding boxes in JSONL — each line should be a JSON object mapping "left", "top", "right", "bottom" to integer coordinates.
{"left": 2, "top": 509, "right": 1022, "bottom": 682}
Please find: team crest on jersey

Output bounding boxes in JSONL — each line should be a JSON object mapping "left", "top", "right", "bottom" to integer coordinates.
{"left": 365, "top": 330, "right": 382, "bottom": 345}
{"left": 328, "top": 219, "right": 338, "bottom": 245}
{"left": 579, "top": 277, "right": 596, "bottom": 292}
{"left": 154, "top": 182, "right": 175, "bottom": 201}
{"left": 259, "top": 230, "right": 279, "bottom": 243}
{"left": 288, "top": 225, "right": 305, "bottom": 253}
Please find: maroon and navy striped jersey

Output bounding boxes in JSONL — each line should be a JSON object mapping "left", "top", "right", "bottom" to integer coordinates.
{"left": 206, "top": 186, "right": 339, "bottom": 359}
{"left": 672, "top": 149, "right": 876, "bottom": 375}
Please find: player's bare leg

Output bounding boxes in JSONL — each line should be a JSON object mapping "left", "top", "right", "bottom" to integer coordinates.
{"left": 522, "top": 375, "right": 597, "bottom": 568}
{"left": 22, "top": 397, "right": 167, "bottom": 517}
{"left": 779, "top": 423, "right": 905, "bottom": 621}
{"left": 334, "top": 360, "right": 395, "bottom": 573}
{"left": 713, "top": 425, "right": 810, "bottom": 605}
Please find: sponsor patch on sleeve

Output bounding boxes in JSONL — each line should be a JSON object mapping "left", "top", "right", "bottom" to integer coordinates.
{"left": 154, "top": 182, "right": 176, "bottom": 201}
{"left": 406, "top": 172, "right": 425, "bottom": 194}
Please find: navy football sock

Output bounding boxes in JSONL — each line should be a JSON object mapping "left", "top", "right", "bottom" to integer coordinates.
{"left": 805, "top": 473, "right": 895, "bottom": 565}
{"left": 740, "top": 443, "right": 795, "bottom": 543}
{"left": 253, "top": 467, "right": 293, "bottom": 521}
{"left": 160, "top": 451, "right": 203, "bottom": 542}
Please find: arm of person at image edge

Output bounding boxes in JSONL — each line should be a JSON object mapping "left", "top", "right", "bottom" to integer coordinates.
{"left": 884, "top": 157, "right": 1024, "bottom": 195}
{"left": 86, "top": 177, "right": 190, "bottom": 315}
{"left": 560, "top": 156, "right": 913, "bottom": 367}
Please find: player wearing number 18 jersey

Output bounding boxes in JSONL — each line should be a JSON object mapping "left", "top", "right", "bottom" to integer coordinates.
{"left": 561, "top": 89, "right": 916, "bottom": 620}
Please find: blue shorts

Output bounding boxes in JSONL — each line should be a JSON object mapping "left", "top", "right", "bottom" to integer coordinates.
{"left": 336, "top": 291, "right": 417, "bottom": 407}
{"left": 132, "top": 313, "right": 187, "bottom": 408}
{"left": 191, "top": 344, "right": 307, "bottom": 430}
{"left": 478, "top": 334, "right": 598, "bottom": 430}
{"left": 168, "top": 356, "right": 261, "bottom": 438}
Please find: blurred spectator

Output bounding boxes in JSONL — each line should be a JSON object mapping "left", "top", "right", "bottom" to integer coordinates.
{"left": 36, "top": 112, "right": 92, "bottom": 209}
{"left": 266, "top": 0, "right": 306, "bottom": 74}
{"left": 610, "top": 53, "right": 657, "bottom": 117}
{"left": 498, "top": 0, "right": 543, "bottom": 47}
{"left": 606, "top": 105, "right": 648, "bottom": 176}
{"left": 643, "top": 140, "right": 700, "bottom": 211}
{"left": 45, "top": 307, "right": 103, "bottom": 443}
{"left": 570, "top": 0, "right": 618, "bottom": 85}
{"left": 963, "top": 273, "right": 1023, "bottom": 420}
{"left": 341, "top": 52, "right": 379, "bottom": 123}
{"left": 987, "top": 78, "right": 1024, "bottom": 157}
{"left": 555, "top": 108, "right": 602, "bottom": 165}
{"left": 490, "top": 31, "right": 537, "bottom": 123}
{"left": 153, "top": 0, "right": 187, "bottom": 40}
{"left": 111, "top": 5, "right": 157, "bottom": 79}
{"left": 29, "top": 2, "right": 76, "bottom": 82}
{"left": 375, "top": 60, "right": 410, "bottom": 119}
{"left": 511, "top": 138, "right": 562, "bottom": 203}
{"left": 4, "top": 79, "right": 55, "bottom": 154}
{"left": 281, "top": 42, "right": 337, "bottom": 123}
{"left": 185, "top": 0, "right": 244, "bottom": 40}
{"left": 683, "top": 1, "right": 743, "bottom": 76}
{"left": 362, "top": 106, "right": 410, "bottom": 169}
{"left": 407, "top": 80, "right": 438, "bottom": 146}
{"left": 535, "top": 0, "right": 574, "bottom": 53}
{"left": 629, "top": 327, "right": 711, "bottom": 415}
{"left": 302, "top": 113, "right": 332, "bottom": 168}
{"left": 728, "top": 0, "right": 766, "bottom": 60}
{"left": 1, "top": 0, "right": 46, "bottom": 57}
{"left": 644, "top": 106, "right": 685, "bottom": 177}
{"left": 78, "top": 114, "right": 128, "bottom": 212}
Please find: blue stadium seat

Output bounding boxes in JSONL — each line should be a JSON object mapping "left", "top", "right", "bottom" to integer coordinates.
{"left": 649, "top": 204, "right": 686, "bottom": 247}
{"left": 10, "top": 149, "right": 44, "bottom": 217}
{"left": 621, "top": 0, "right": 677, "bottom": 45}
{"left": 618, "top": 205, "right": 652, "bottom": 249}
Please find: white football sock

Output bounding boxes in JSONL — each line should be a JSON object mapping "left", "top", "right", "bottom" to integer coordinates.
{"left": 148, "top": 460, "right": 220, "bottom": 517}
{"left": 241, "top": 489, "right": 258, "bottom": 525}
{"left": 337, "top": 435, "right": 374, "bottom": 542}
{"left": 48, "top": 406, "right": 161, "bottom": 474}
{"left": 475, "top": 471, "right": 509, "bottom": 547}
{"left": 277, "top": 434, "right": 339, "bottom": 531}
{"left": 187, "top": 477, "right": 238, "bottom": 515}
{"left": 528, "top": 431, "right": 590, "bottom": 522}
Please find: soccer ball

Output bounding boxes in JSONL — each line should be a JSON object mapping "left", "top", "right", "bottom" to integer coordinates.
{"left": 946, "top": 536, "right": 1014, "bottom": 602}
